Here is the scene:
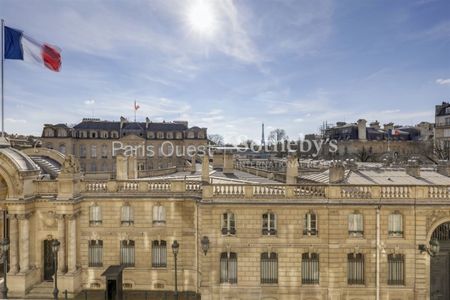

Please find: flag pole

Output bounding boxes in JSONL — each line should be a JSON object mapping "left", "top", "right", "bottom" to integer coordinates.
{"left": 1, "top": 19, "right": 4, "bottom": 138}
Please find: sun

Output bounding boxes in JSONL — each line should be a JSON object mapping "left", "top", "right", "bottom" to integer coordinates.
{"left": 186, "top": 0, "right": 217, "bottom": 37}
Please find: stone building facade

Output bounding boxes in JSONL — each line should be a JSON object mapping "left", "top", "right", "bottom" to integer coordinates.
{"left": 0, "top": 145, "right": 450, "bottom": 299}
{"left": 40, "top": 117, "right": 207, "bottom": 177}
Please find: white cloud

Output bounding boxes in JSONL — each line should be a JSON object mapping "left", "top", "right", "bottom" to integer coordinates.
{"left": 436, "top": 78, "right": 450, "bottom": 85}
{"left": 84, "top": 100, "right": 95, "bottom": 105}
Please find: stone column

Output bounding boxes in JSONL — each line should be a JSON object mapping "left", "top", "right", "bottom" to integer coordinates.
{"left": 56, "top": 214, "right": 66, "bottom": 274}
{"left": 67, "top": 213, "right": 78, "bottom": 273}
{"left": 18, "top": 214, "right": 31, "bottom": 273}
{"left": 8, "top": 215, "right": 18, "bottom": 274}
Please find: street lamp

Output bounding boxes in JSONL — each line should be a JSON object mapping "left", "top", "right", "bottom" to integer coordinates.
{"left": 171, "top": 240, "right": 179, "bottom": 300}
{"left": 419, "top": 238, "right": 440, "bottom": 257}
{"left": 51, "top": 240, "right": 60, "bottom": 300}
{"left": 0, "top": 238, "right": 10, "bottom": 299}
{"left": 200, "top": 236, "right": 209, "bottom": 256}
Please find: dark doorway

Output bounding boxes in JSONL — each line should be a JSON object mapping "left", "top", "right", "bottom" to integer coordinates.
{"left": 107, "top": 280, "right": 117, "bottom": 300}
{"left": 43, "top": 239, "right": 55, "bottom": 281}
{"left": 431, "top": 222, "right": 450, "bottom": 300}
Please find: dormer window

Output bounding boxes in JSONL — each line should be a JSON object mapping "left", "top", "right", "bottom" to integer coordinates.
{"left": 57, "top": 129, "right": 67, "bottom": 137}
{"left": 166, "top": 132, "right": 173, "bottom": 139}
{"left": 187, "top": 131, "right": 195, "bottom": 139}
{"left": 176, "top": 132, "right": 182, "bottom": 139}
{"left": 157, "top": 132, "right": 164, "bottom": 139}
{"left": 147, "top": 132, "right": 155, "bottom": 139}
{"left": 446, "top": 107, "right": 450, "bottom": 114}
{"left": 44, "top": 128, "right": 55, "bottom": 137}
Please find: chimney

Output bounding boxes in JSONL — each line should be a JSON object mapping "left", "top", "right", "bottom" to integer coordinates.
{"left": 145, "top": 117, "right": 150, "bottom": 129}
{"left": 406, "top": 159, "right": 420, "bottom": 178}
{"left": 329, "top": 160, "right": 345, "bottom": 183}
{"left": 116, "top": 152, "right": 128, "bottom": 180}
{"left": 286, "top": 155, "right": 299, "bottom": 184}
{"left": 357, "top": 119, "right": 367, "bottom": 141}
{"left": 437, "top": 160, "right": 450, "bottom": 176}
{"left": 223, "top": 152, "right": 234, "bottom": 175}
{"left": 383, "top": 122, "right": 394, "bottom": 132}
{"left": 212, "top": 150, "right": 224, "bottom": 170}
{"left": 201, "top": 154, "right": 210, "bottom": 183}
{"left": 369, "top": 120, "right": 380, "bottom": 130}
{"left": 120, "top": 116, "right": 127, "bottom": 129}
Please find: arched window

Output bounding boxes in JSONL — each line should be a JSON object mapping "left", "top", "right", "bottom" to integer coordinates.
{"left": 262, "top": 212, "right": 277, "bottom": 235}
{"left": 57, "top": 129, "right": 67, "bottom": 137}
{"left": 387, "top": 254, "right": 404, "bottom": 285}
{"left": 301, "top": 253, "right": 319, "bottom": 284}
{"left": 152, "top": 240, "right": 167, "bottom": 268}
{"left": 79, "top": 144, "right": 87, "bottom": 158}
{"left": 153, "top": 205, "right": 166, "bottom": 224}
{"left": 120, "top": 240, "right": 135, "bottom": 267}
{"left": 220, "top": 252, "right": 237, "bottom": 284}
{"left": 44, "top": 128, "right": 54, "bottom": 137}
{"left": 261, "top": 252, "right": 278, "bottom": 284}
{"left": 347, "top": 253, "right": 364, "bottom": 285}
{"left": 88, "top": 240, "right": 103, "bottom": 267}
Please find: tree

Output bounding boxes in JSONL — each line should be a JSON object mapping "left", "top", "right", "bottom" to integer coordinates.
{"left": 355, "top": 146, "right": 373, "bottom": 162}
{"left": 208, "top": 134, "right": 224, "bottom": 146}
{"left": 268, "top": 129, "right": 287, "bottom": 144}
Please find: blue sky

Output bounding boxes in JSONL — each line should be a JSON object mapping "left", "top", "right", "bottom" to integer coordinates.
{"left": 1, "top": 0, "right": 449, "bottom": 143}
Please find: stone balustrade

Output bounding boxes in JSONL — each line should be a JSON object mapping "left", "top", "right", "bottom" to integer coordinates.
{"left": 31, "top": 179, "right": 450, "bottom": 201}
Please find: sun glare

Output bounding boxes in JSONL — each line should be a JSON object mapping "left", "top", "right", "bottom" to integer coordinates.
{"left": 187, "top": 0, "right": 216, "bottom": 37}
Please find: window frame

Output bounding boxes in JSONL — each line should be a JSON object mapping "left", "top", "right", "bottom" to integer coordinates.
{"left": 262, "top": 212, "right": 277, "bottom": 236}
{"left": 221, "top": 212, "right": 236, "bottom": 235}
{"left": 347, "top": 253, "right": 365, "bottom": 285}
{"left": 301, "top": 253, "right": 319, "bottom": 285}
{"left": 220, "top": 252, "right": 238, "bottom": 284}
{"left": 260, "top": 252, "right": 278, "bottom": 284}
{"left": 88, "top": 240, "right": 103, "bottom": 267}
{"left": 388, "top": 254, "right": 405, "bottom": 286}
{"left": 152, "top": 240, "right": 167, "bottom": 268}
{"left": 303, "top": 212, "right": 318, "bottom": 236}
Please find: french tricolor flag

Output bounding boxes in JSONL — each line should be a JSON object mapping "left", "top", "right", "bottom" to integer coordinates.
{"left": 4, "top": 26, "right": 61, "bottom": 72}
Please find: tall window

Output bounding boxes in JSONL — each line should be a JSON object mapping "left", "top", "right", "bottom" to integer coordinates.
{"left": 79, "top": 145, "right": 87, "bottom": 158}
{"left": 120, "top": 240, "right": 135, "bottom": 267}
{"left": 101, "top": 145, "right": 108, "bottom": 158}
{"left": 348, "top": 212, "right": 364, "bottom": 237}
{"left": 91, "top": 145, "right": 97, "bottom": 158}
{"left": 88, "top": 240, "right": 103, "bottom": 267}
{"left": 388, "top": 212, "right": 403, "bottom": 237}
{"left": 121, "top": 204, "right": 134, "bottom": 226}
{"left": 302, "top": 253, "right": 319, "bottom": 284}
{"left": 153, "top": 205, "right": 166, "bottom": 224}
{"left": 388, "top": 254, "right": 405, "bottom": 285}
{"left": 152, "top": 240, "right": 167, "bottom": 268}
{"left": 59, "top": 144, "right": 66, "bottom": 154}
{"left": 261, "top": 252, "right": 278, "bottom": 284}
{"left": 262, "top": 212, "right": 277, "bottom": 236}
{"left": 222, "top": 212, "right": 236, "bottom": 235}
{"left": 220, "top": 252, "right": 237, "bottom": 284}
{"left": 303, "top": 212, "right": 317, "bottom": 236}
{"left": 89, "top": 204, "right": 102, "bottom": 226}
{"left": 347, "top": 253, "right": 364, "bottom": 285}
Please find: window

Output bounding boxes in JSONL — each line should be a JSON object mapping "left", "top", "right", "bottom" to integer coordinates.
{"left": 198, "top": 131, "right": 205, "bottom": 139}
{"left": 88, "top": 240, "right": 103, "bottom": 267}
{"left": 167, "top": 132, "right": 173, "bottom": 139}
{"left": 220, "top": 252, "right": 237, "bottom": 284}
{"left": 111, "top": 131, "right": 119, "bottom": 138}
{"left": 262, "top": 212, "right": 277, "bottom": 235}
{"left": 89, "top": 204, "right": 102, "bottom": 226}
{"left": 90, "top": 162, "right": 97, "bottom": 172}
{"left": 100, "top": 131, "right": 108, "bottom": 138}
{"left": 388, "top": 254, "right": 404, "bottom": 285}
{"left": 301, "top": 253, "right": 319, "bottom": 284}
{"left": 222, "top": 212, "right": 236, "bottom": 235}
{"left": 152, "top": 240, "right": 167, "bottom": 268}
{"left": 101, "top": 145, "right": 108, "bottom": 158}
{"left": 187, "top": 131, "right": 195, "bottom": 139}
{"left": 121, "top": 204, "right": 134, "bottom": 226}
{"left": 260, "top": 252, "right": 278, "bottom": 284}
{"left": 176, "top": 132, "right": 182, "bottom": 139}
{"left": 58, "top": 144, "right": 66, "bottom": 154}
{"left": 303, "top": 212, "right": 317, "bottom": 236}
{"left": 79, "top": 145, "right": 87, "bottom": 158}
{"left": 147, "top": 132, "right": 155, "bottom": 139}
{"left": 44, "top": 128, "right": 55, "bottom": 137}
{"left": 347, "top": 253, "right": 364, "bottom": 285}
{"left": 157, "top": 132, "right": 164, "bottom": 139}
{"left": 91, "top": 131, "right": 97, "bottom": 138}
{"left": 57, "top": 129, "right": 67, "bottom": 137}
{"left": 91, "top": 145, "right": 97, "bottom": 158}
{"left": 348, "top": 212, "right": 364, "bottom": 237}
{"left": 120, "top": 240, "right": 135, "bottom": 267}
{"left": 388, "top": 212, "right": 403, "bottom": 237}
{"left": 153, "top": 205, "right": 166, "bottom": 224}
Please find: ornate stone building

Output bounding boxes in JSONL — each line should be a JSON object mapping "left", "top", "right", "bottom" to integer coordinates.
{"left": 1, "top": 145, "right": 450, "bottom": 300}
{"left": 40, "top": 117, "right": 208, "bottom": 177}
